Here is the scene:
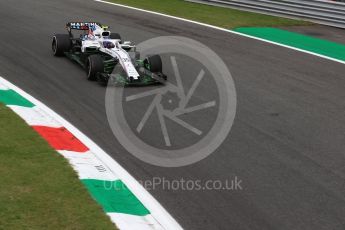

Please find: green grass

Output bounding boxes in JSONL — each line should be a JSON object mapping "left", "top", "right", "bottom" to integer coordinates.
{"left": 106, "top": 0, "right": 311, "bottom": 28}
{"left": 0, "top": 104, "right": 116, "bottom": 230}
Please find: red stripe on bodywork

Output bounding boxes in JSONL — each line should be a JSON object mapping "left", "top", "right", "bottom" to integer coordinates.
{"left": 32, "top": 126, "right": 89, "bottom": 152}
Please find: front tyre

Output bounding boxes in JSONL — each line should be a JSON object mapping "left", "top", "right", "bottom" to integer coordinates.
{"left": 144, "top": 55, "right": 162, "bottom": 73}
{"left": 52, "top": 34, "right": 71, "bottom": 56}
{"left": 86, "top": 55, "right": 104, "bottom": 81}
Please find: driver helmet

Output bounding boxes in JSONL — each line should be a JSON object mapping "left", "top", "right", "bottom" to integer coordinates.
{"left": 103, "top": 41, "right": 115, "bottom": 49}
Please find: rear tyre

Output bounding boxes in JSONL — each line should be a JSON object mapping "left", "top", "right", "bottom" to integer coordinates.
{"left": 52, "top": 34, "right": 71, "bottom": 56}
{"left": 144, "top": 55, "right": 162, "bottom": 73}
{"left": 86, "top": 55, "right": 104, "bottom": 81}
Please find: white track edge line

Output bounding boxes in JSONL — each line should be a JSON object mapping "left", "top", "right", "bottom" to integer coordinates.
{"left": 0, "top": 76, "right": 182, "bottom": 230}
{"left": 94, "top": 0, "right": 345, "bottom": 65}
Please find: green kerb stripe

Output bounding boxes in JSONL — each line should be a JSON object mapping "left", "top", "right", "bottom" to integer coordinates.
{"left": 82, "top": 179, "right": 150, "bottom": 216}
{"left": 233, "top": 27, "right": 345, "bottom": 62}
{"left": 0, "top": 89, "right": 35, "bottom": 107}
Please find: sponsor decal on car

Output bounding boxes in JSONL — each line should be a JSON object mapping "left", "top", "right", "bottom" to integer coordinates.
{"left": 68, "top": 22, "right": 98, "bottom": 30}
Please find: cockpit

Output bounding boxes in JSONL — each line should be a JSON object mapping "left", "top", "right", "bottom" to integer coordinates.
{"left": 102, "top": 40, "right": 120, "bottom": 49}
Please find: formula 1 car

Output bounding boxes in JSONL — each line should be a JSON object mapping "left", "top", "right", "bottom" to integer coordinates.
{"left": 52, "top": 22, "right": 167, "bottom": 85}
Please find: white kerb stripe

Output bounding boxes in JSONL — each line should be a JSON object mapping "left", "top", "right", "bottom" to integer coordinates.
{"left": 0, "top": 83, "right": 9, "bottom": 90}
{"left": 59, "top": 150, "right": 119, "bottom": 181}
{"left": 107, "top": 213, "right": 164, "bottom": 230}
{"left": 9, "top": 105, "right": 62, "bottom": 128}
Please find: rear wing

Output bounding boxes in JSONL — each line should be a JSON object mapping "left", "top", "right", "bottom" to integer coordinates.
{"left": 66, "top": 22, "right": 108, "bottom": 30}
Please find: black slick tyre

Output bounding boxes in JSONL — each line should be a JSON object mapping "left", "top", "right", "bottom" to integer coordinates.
{"left": 144, "top": 55, "right": 162, "bottom": 73}
{"left": 52, "top": 34, "right": 71, "bottom": 56}
{"left": 86, "top": 55, "right": 104, "bottom": 81}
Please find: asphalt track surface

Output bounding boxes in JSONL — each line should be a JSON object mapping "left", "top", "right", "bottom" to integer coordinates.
{"left": 1, "top": 0, "right": 345, "bottom": 229}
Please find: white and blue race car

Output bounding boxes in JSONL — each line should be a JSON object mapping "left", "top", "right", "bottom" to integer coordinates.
{"left": 52, "top": 22, "right": 167, "bottom": 85}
